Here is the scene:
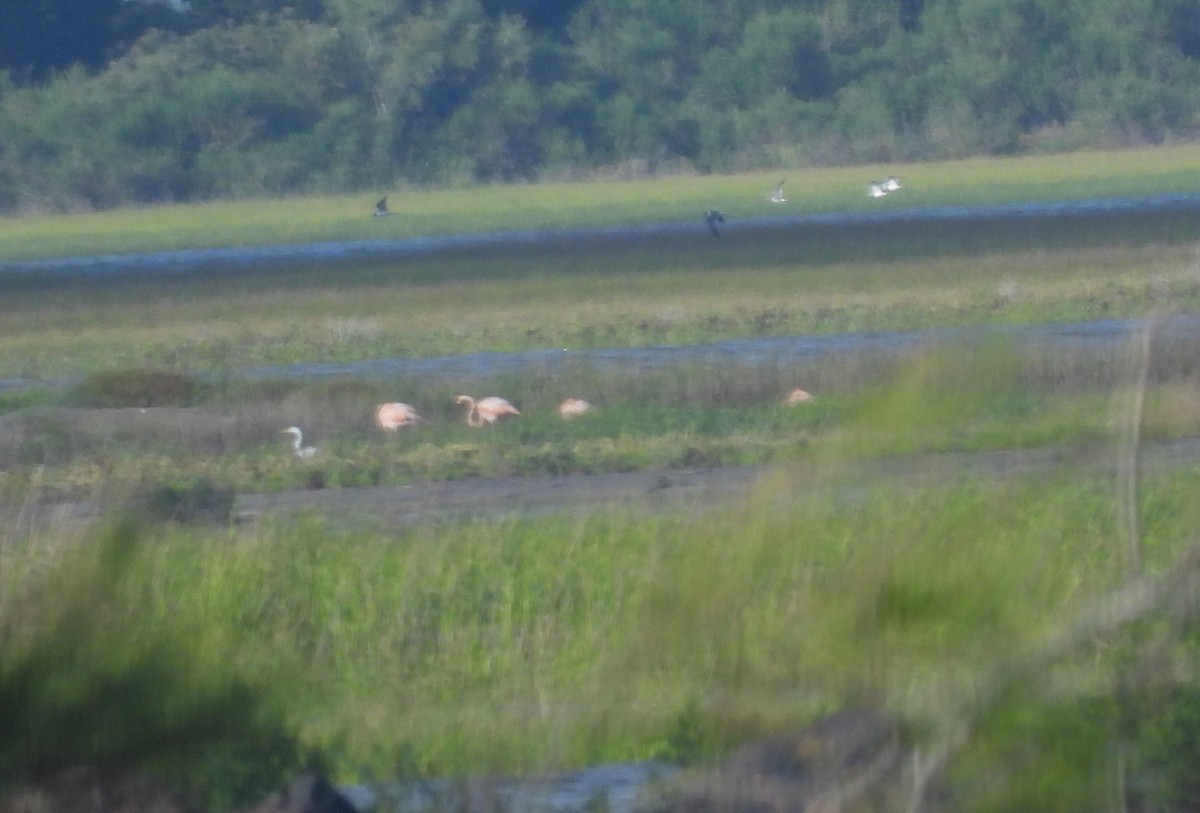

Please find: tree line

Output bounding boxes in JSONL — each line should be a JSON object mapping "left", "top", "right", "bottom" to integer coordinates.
{"left": 2, "top": 0, "right": 1200, "bottom": 213}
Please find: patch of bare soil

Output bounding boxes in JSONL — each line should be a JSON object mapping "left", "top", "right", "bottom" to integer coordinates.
{"left": 234, "top": 465, "right": 766, "bottom": 528}
{"left": 7, "top": 438, "right": 1200, "bottom": 537}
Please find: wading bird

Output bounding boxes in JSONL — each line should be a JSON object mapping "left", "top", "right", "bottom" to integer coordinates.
{"left": 558, "top": 398, "right": 593, "bottom": 419}
{"left": 867, "top": 181, "right": 888, "bottom": 198}
{"left": 456, "top": 395, "right": 520, "bottom": 427}
{"left": 375, "top": 402, "right": 422, "bottom": 431}
{"left": 373, "top": 196, "right": 393, "bottom": 217}
{"left": 785, "top": 388, "right": 813, "bottom": 405}
{"left": 282, "top": 426, "right": 318, "bottom": 458}
{"left": 883, "top": 176, "right": 903, "bottom": 192}
{"left": 705, "top": 210, "right": 726, "bottom": 237}
{"left": 770, "top": 180, "right": 787, "bottom": 203}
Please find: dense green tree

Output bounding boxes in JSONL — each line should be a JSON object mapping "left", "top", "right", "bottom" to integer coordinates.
{"left": 2, "top": 0, "right": 1200, "bottom": 212}
{"left": 1, "top": 0, "right": 124, "bottom": 81}
{"left": 185, "top": 0, "right": 326, "bottom": 25}
{"left": 478, "top": 0, "right": 587, "bottom": 37}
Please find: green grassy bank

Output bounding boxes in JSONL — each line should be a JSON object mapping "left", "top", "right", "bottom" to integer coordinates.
{"left": 2, "top": 144, "right": 1200, "bottom": 263}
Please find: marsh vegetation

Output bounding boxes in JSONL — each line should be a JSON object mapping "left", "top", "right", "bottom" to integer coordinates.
{"left": 4, "top": 156, "right": 1200, "bottom": 811}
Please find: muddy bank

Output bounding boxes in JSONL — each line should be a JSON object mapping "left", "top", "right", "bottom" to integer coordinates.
{"left": 9, "top": 437, "right": 1200, "bottom": 537}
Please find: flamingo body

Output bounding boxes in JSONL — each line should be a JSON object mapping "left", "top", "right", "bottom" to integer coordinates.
{"left": 558, "top": 398, "right": 593, "bottom": 419}
{"left": 376, "top": 402, "right": 422, "bottom": 431}
{"left": 456, "top": 395, "right": 520, "bottom": 427}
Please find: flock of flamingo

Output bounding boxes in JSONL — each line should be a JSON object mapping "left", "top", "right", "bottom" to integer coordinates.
{"left": 282, "top": 388, "right": 812, "bottom": 458}
{"left": 332, "top": 177, "right": 835, "bottom": 458}
{"left": 280, "top": 395, "right": 581, "bottom": 457}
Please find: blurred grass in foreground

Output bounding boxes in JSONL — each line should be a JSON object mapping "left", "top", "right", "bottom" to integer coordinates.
{"left": 1, "top": 467, "right": 1197, "bottom": 810}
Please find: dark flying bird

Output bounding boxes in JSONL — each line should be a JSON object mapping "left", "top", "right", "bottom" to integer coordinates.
{"left": 373, "top": 196, "right": 393, "bottom": 217}
{"left": 705, "top": 210, "right": 726, "bottom": 237}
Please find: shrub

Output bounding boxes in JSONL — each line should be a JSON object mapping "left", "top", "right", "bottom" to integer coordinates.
{"left": 72, "top": 369, "right": 206, "bottom": 408}
{"left": 135, "top": 478, "right": 236, "bottom": 526}
{"left": 0, "top": 520, "right": 312, "bottom": 811}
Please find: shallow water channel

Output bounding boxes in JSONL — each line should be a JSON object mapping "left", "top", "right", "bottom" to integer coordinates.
{"left": 238, "top": 315, "right": 1181, "bottom": 384}
{"left": 345, "top": 760, "right": 679, "bottom": 813}
{"left": 0, "top": 315, "right": 1186, "bottom": 396}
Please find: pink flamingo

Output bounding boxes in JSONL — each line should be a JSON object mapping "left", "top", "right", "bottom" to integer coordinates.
{"left": 375, "top": 402, "right": 422, "bottom": 431}
{"left": 455, "top": 395, "right": 520, "bottom": 427}
{"left": 786, "top": 388, "right": 813, "bottom": 405}
{"left": 558, "top": 398, "right": 593, "bottom": 419}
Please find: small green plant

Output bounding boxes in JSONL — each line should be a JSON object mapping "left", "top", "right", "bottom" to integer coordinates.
{"left": 656, "top": 698, "right": 716, "bottom": 765}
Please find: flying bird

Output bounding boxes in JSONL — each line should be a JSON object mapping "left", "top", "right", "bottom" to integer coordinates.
{"left": 770, "top": 180, "right": 787, "bottom": 203}
{"left": 282, "top": 426, "right": 318, "bottom": 458}
{"left": 882, "top": 176, "right": 903, "bottom": 192}
{"left": 558, "top": 398, "right": 593, "bottom": 419}
{"left": 705, "top": 210, "right": 726, "bottom": 237}
{"left": 867, "top": 181, "right": 889, "bottom": 198}
{"left": 455, "top": 395, "right": 520, "bottom": 427}
{"left": 375, "top": 402, "right": 422, "bottom": 431}
{"left": 373, "top": 196, "right": 393, "bottom": 217}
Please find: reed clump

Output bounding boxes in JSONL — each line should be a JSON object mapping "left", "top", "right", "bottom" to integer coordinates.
{"left": 71, "top": 369, "right": 207, "bottom": 408}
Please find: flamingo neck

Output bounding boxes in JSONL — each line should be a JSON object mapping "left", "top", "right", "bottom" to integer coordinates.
{"left": 459, "top": 397, "right": 484, "bottom": 427}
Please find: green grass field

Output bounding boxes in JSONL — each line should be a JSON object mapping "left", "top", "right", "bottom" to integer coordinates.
{"left": 3, "top": 147, "right": 1200, "bottom": 812}
{"left": 3, "top": 144, "right": 1200, "bottom": 262}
